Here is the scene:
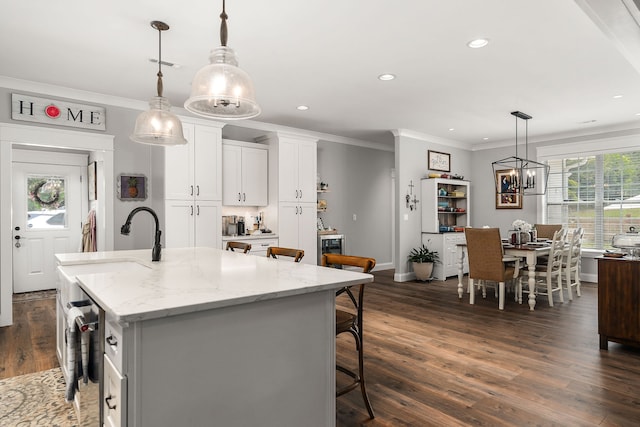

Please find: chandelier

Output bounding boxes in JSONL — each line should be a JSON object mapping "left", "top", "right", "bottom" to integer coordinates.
{"left": 492, "top": 111, "right": 549, "bottom": 196}
{"left": 130, "top": 21, "right": 187, "bottom": 146}
{"left": 184, "top": 0, "right": 260, "bottom": 120}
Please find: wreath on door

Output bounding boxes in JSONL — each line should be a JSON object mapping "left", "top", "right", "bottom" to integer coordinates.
{"left": 29, "top": 179, "right": 62, "bottom": 208}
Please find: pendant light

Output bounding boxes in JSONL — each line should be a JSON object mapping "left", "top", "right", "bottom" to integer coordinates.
{"left": 184, "top": 0, "right": 260, "bottom": 120}
{"left": 130, "top": 21, "right": 187, "bottom": 146}
{"left": 492, "top": 111, "right": 549, "bottom": 196}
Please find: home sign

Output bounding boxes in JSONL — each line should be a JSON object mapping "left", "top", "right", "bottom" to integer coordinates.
{"left": 12, "top": 93, "right": 106, "bottom": 131}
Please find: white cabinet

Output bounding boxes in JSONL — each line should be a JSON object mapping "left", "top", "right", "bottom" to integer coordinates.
{"left": 278, "top": 138, "right": 317, "bottom": 203}
{"left": 279, "top": 203, "right": 317, "bottom": 263}
{"left": 164, "top": 200, "right": 220, "bottom": 248}
{"left": 222, "top": 142, "right": 268, "bottom": 206}
{"left": 263, "top": 132, "right": 318, "bottom": 266}
{"left": 158, "top": 121, "right": 223, "bottom": 249}
{"left": 164, "top": 123, "right": 221, "bottom": 201}
{"left": 423, "top": 233, "right": 468, "bottom": 281}
{"left": 103, "top": 354, "right": 127, "bottom": 427}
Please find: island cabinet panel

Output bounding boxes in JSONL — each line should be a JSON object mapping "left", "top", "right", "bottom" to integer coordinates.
{"left": 126, "top": 290, "right": 336, "bottom": 426}
{"left": 597, "top": 257, "right": 640, "bottom": 349}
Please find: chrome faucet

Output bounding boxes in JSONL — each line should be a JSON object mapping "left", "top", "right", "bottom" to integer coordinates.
{"left": 120, "top": 206, "right": 162, "bottom": 262}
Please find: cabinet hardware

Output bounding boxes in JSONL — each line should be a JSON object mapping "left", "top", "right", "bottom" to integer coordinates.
{"left": 197, "top": 205, "right": 200, "bottom": 216}
{"left": 196, "top": 185, "right": 200, "bottom": 196}
{"left": 190, "top": 185, "right": 194, "bottom": 196}
{"left": 238, "top": 192, "right": 241, "bottom": 201}
{"left": 190, "top": 205, "right": 194, "bottom": 216}
{"left": 106, "top": 335, "right": 118, "bottom": 347}
{"left": 295, "top": 189, "right": 299, "bottom": 199}
{"left": 105, "top": 395, "right": 117, "bottom": 410}
{"left": 243, "top": 193, "right": 246, "bottom": 202}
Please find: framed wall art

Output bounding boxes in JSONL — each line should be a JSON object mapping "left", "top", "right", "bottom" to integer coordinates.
{"left": 495, "top": 169, "right": 522, "bottom": 209}
{"left": 428, "top": 150, "right": 451, "bottom": 172}
{"left": 117, "top": 174, "right": 147, "bottom": 201}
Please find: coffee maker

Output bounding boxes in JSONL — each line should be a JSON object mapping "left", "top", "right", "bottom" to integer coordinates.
{"left": 222, "top": 215, "right": 238, "bottom": 236}
{"left": 237, "top": 217, "right": 245, "bottom": 236}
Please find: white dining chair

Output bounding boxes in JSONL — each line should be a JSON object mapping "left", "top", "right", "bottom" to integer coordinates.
{"left": 520, "top": 228, "right": 566, "bottom": 307}
{"left": 563, "top": 227, "right": 583, "bottom": 300}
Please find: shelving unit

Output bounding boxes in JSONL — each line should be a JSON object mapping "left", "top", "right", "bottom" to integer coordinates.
{"left": 421, "top": 178, "right": 470, "bottom": 280}
{"left": 317, "top": 188, "right": 329, "bottom": 212}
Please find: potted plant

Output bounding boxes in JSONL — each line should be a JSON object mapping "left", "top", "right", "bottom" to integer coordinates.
{"left": 408, "top": 243, "right": 439, "bottom": 281}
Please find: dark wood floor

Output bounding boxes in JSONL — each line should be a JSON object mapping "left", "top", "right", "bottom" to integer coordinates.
{"left": 0, "top": 291, "right": 58, "bottom": 379}
{"left": 336, "top": 270, "right": 640, "bottom": 426}
{"left": 3, "top": 275, "right": 640, "bottom": 426}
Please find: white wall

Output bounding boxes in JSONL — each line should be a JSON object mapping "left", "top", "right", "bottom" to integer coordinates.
{"left": 317, "top": 140, "right": 394, "bottom": 268}
{"left": 393, "top": 131, "right": 472, "bottom": 281}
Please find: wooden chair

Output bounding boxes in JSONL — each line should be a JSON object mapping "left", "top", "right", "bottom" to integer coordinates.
{"left": 266, "top": 246, "right": 304, "bottom": 262}
{"left": 563, "top": 227, "right": 583, "bottom": 301}
{"left": 322, "top": 253, "right": 376, "bottom": 419}
{"left": 465, "top": 228, "right": 521, "bottom": 310}
{"left": 535, "top": 224, "right": 562, "bottom": 240}
{"left": 521, "top": 228, "right": 566, "bottom": 307}
{"left": 225, "top": 241, "right": 252, "bottom": 253}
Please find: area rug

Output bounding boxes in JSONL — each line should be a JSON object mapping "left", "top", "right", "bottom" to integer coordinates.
{"left": 0, "top": 367, "right": 78, "bottom": 426}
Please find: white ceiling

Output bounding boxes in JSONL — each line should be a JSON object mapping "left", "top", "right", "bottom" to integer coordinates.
{"left": 3, "top": 0, "right": 640, "bottom": 149}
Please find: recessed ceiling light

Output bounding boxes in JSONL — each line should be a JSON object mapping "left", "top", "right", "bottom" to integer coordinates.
{"left": 448, "top": 128, "right": 455, "bottom": 131}
{"left": 378, "top": 73, "right": 396, "bottom": 81}
{"left": 483, "top": 137, "right": 489, "bottom": 140}
{"left": 296, "top": 105, "right": 309, "bottom": 111}
{"left": 635, "top": 112, "right": 640, "bottom": 116}
{"left": 467, "top": 38, "right": 489, "bottom": 49}
{"left": 579, "top": 119, "right": 597, "bottom": 124}
{"left": 613, "top": 95, "right": 623, "bottom": 99}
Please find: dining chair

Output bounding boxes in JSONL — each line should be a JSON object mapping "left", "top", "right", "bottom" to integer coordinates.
{"left": 520, "top": 228, "right": 565, "bottom": 306}
{"left": 225, "top": 241, "right": 252, "bottom": 253}
{"left": 322, "top": 253, "right": 376, "bottom": 419}
{"left": 266, "top": 246, "right": 304, "bottom": 262}
{"left": 563, "top": 227, "right": 583, "bottom": 301}
{"left": 465, "top": 228, "right": 521, "bottom": 310}
{"left": 534, "top": 224, "right": 562, "bottom": 240}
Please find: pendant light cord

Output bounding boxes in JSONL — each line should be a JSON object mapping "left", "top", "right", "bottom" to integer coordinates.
{"left": 156, "top": 24, "right": 164, "bottom": 98}
{"left": 220, "top": 0, "right": 228, "bottom": 47}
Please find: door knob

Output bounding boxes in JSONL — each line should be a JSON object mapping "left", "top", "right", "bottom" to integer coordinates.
{"left": 14, "top": 235, "right": 21, "bottom": 248}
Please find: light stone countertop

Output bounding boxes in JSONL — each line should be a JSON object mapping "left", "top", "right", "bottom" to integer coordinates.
{"left": 56, "top": 247, "right": 372, "bottom": 324}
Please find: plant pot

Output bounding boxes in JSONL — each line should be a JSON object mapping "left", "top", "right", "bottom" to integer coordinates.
{"left": 412, "top": 262, "right": 434, "bottom": 281}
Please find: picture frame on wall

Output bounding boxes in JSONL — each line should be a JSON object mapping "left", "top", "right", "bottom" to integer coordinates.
{"left": 428, "top": 150, "right": 451, "bottom": 172}
{"left": 88, "top": 161, "right": 97, "bottom": 201}
{"left": 117, "top": 174, "right": 147, "bottom": 201}
{"left": 495, "top": 169, "right": 522, "bottom": 209}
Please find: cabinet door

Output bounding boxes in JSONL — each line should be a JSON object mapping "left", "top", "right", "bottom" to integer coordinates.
{"left": 103, "top": 354, "right": 127, "bottom": 427}
{"left": 194, "top": 125, "right": 221, "bottom": 201}
{"left": 279, "top": 140, "right": 299, "bottom": 202}
{"left": 297, "top": 142, "right": 317, "bottom": 203}
{"left": 222, "top": 144, "right": 243, "bottom": 206}
{"left": 278, "top": 203, "right": 300, "bottom": 249}
{"left": 195, "top": 201, "right": 221, "bottom": 248}
{"left": 242, "top": 147, "right": 268, "bottom": 206}
{"left": 298, "top": 203, "right": 318, "bottom": 265}
{"left": 164, "top": 124, "right": 195, "bottom": 200}
{"left": 164, "top": 200, "right": 195, "bottom": 248}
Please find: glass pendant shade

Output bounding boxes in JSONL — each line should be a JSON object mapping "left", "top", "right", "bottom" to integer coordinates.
{"left": 131, "top": 96, "right": 187, "bottom": 145}
{"left": 184, "top": 46, "right": 260, "bottom": 120}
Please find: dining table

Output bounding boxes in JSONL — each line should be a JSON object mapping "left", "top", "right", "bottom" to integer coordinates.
{"left": 456, "top": 241, "right": 552, "bottom": 311}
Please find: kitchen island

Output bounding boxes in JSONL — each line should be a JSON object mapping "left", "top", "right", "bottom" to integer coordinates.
{"left": 56, "top": 247, "right": 373, "bottom": 427}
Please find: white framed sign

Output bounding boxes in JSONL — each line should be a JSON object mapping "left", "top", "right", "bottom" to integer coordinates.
{"left": 11, "top": 93, "right": 106, "bottom": 131}
{"left": 428, "top": 150, "right": 450, "bottom": 172}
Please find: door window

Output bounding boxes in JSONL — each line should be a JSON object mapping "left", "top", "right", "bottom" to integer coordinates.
{"left": 26, "top": 176, "right": 66, "bottom": 229}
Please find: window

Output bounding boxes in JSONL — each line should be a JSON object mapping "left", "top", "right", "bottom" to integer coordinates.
{"left": 545, "top": 151, "right": 640, "bottom": 249}
{"left": 26, "top": 176, "right": 67, "bottom": 229}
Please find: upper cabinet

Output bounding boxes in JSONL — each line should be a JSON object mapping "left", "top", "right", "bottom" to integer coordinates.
{"left": 222, "top": 141, "right": 268, "bottom": 206}
{"left": 421, "top": 178, "right": 470, "bottom": 233}
{"left": 279, "top": 138, "right": 317, "bottom": 203}
{"left": 164, "top": 124, "right": 222, "bottom": 201}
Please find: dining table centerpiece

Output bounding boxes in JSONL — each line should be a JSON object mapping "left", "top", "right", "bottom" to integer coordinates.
{"left": 511, "top": 219, "right": 533, "bottom": 244}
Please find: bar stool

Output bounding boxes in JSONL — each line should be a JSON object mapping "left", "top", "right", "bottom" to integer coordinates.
{"left": 322, "top": 253, "right": 376, "bottom": 419}
{"left": 225, "top": 241, "right": 252, "bottom": 253}
{"left": 266, "top": 246, "right": 304, "bottom": 262}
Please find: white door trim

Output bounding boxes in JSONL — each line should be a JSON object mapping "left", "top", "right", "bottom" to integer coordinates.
{"left": 0, "top": 122, "right": 114, "bottom": 327}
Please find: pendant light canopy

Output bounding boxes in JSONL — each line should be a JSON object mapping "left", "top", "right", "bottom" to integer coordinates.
{"left": 184, "top": 0, "right": 260, "bottom": 120}
{"left": 492, "top": 111, "right": 549, "bottom": 196}
{"left": 130, "top": 21, "right": 187, "bottom": 146}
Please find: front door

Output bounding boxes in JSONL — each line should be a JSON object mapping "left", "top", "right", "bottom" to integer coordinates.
{"left": 12, "top": 162, "right": 83, "bottom": 293}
